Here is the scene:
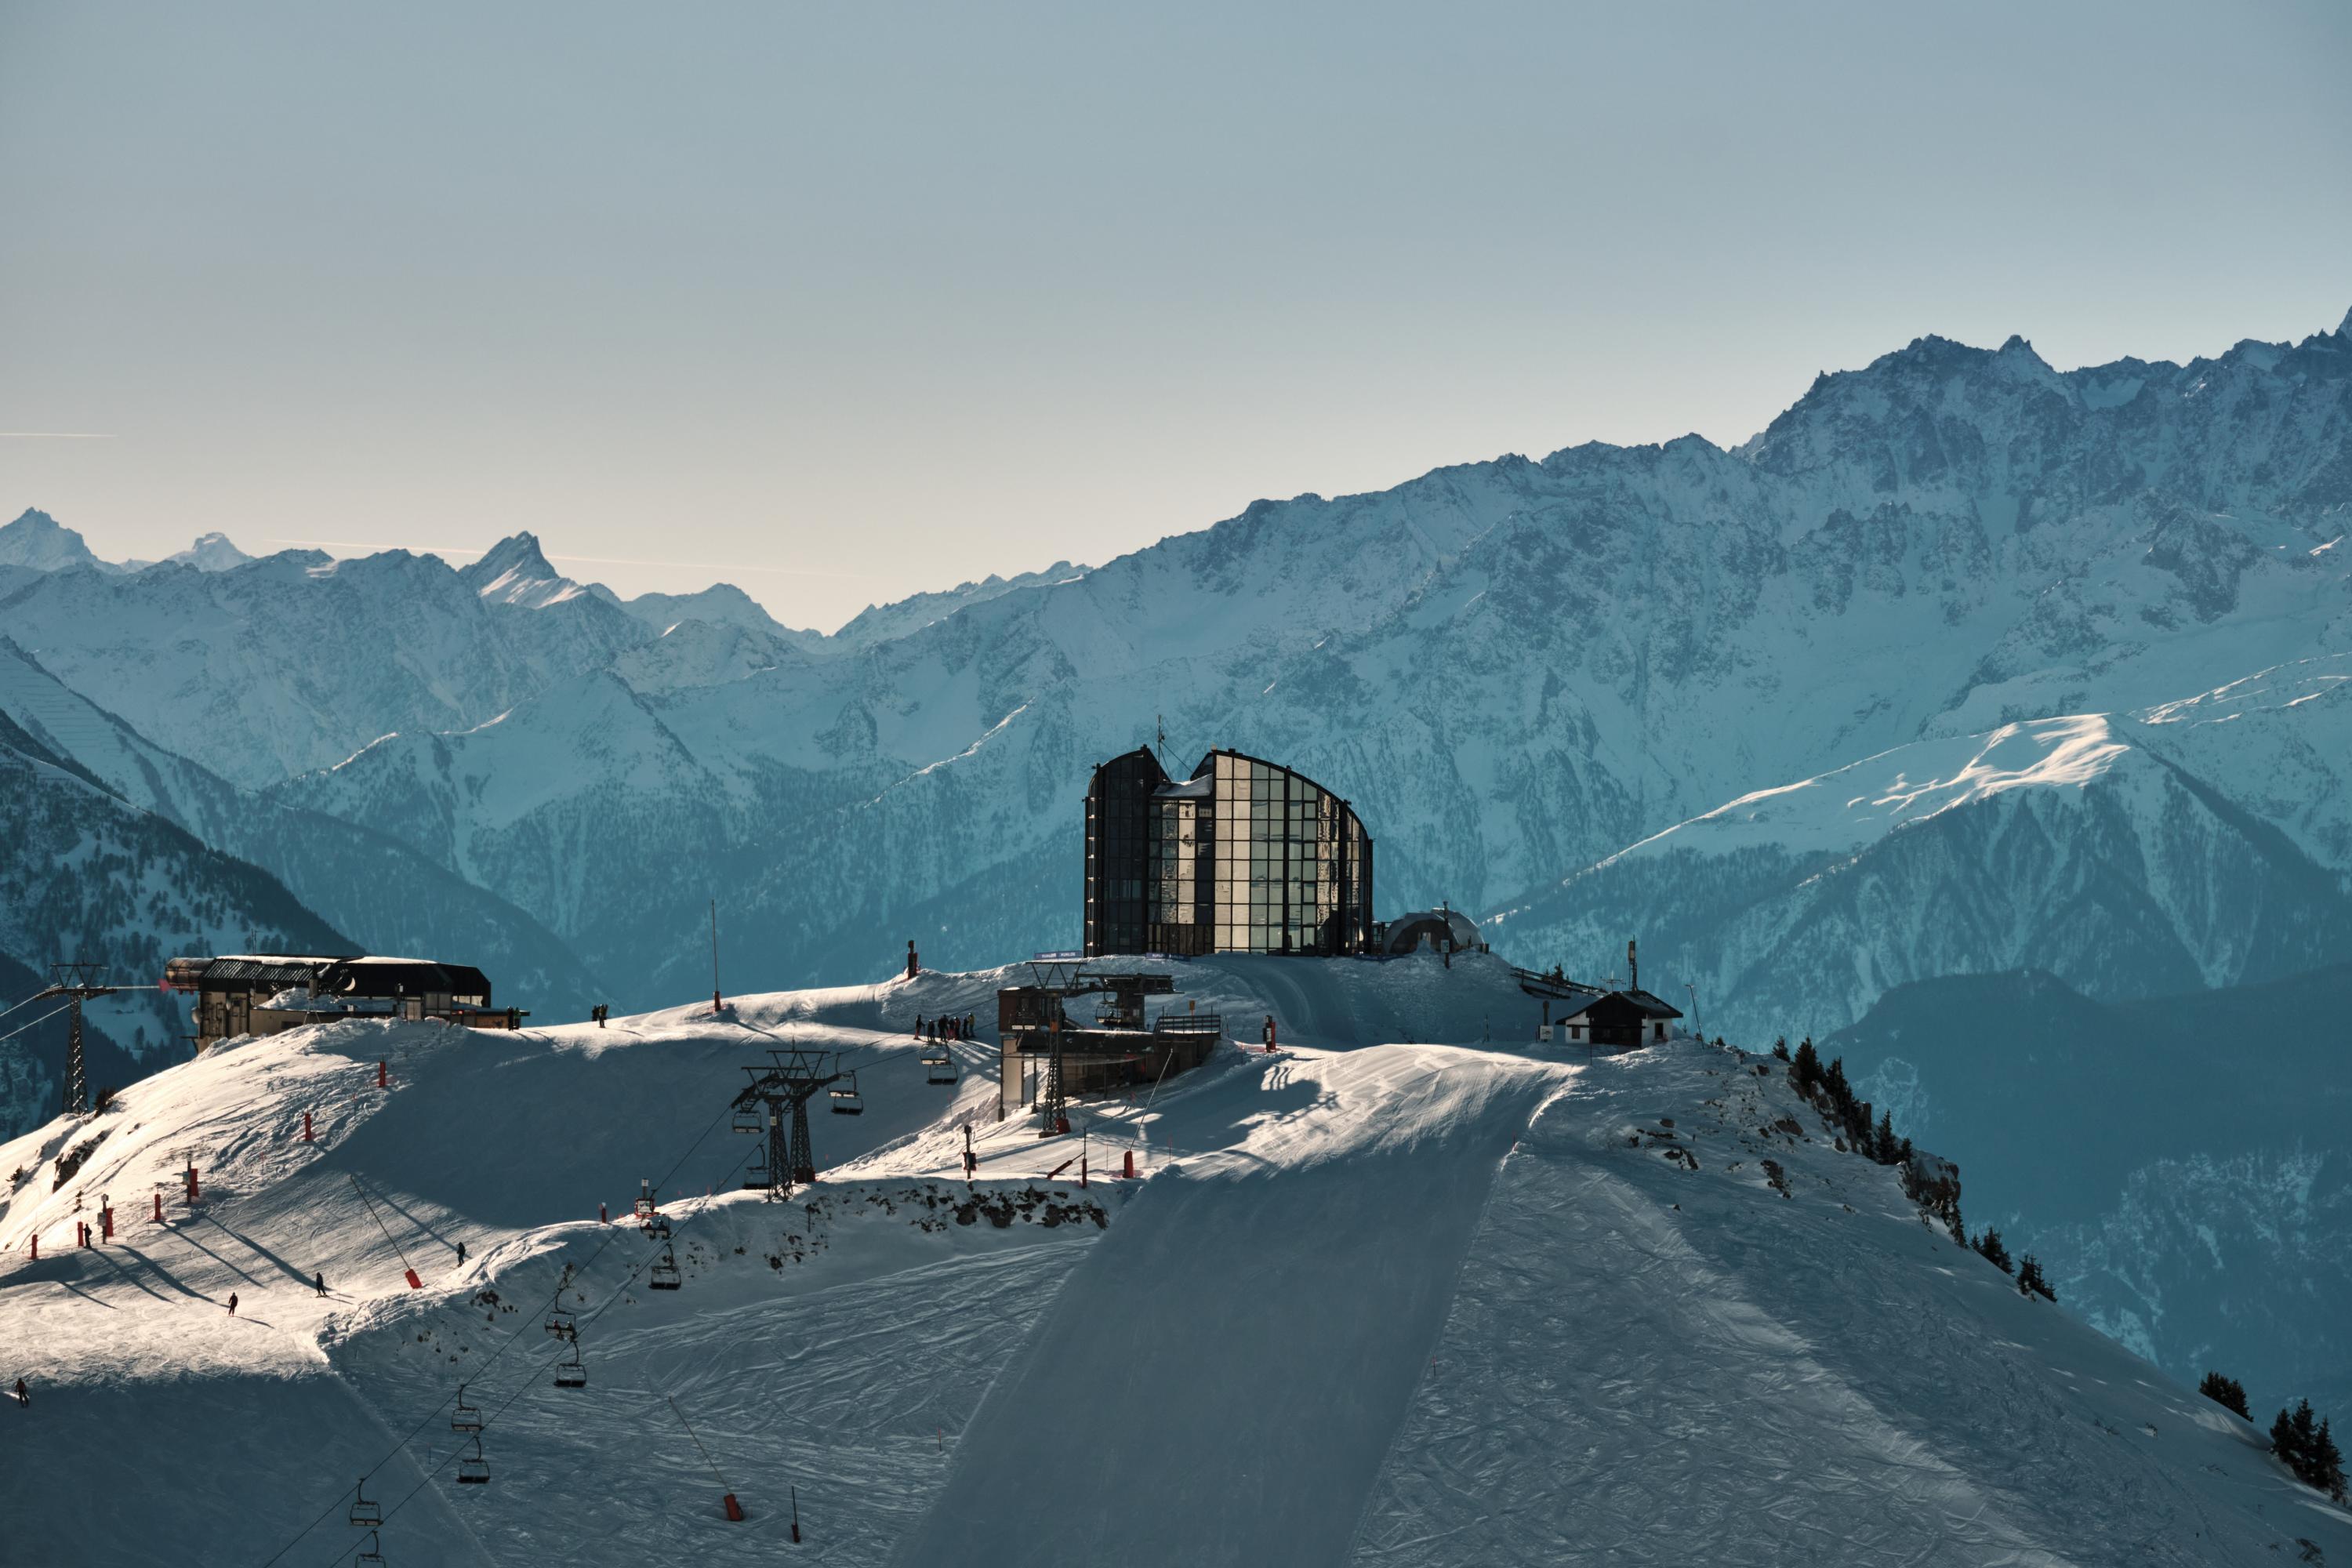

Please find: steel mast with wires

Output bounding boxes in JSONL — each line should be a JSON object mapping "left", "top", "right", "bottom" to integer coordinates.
{"left": 730, "top": 1047, "right": 848, "bottom": 1199}
{"left": 34, "top": 962, "right": 118, "bottom": 1117}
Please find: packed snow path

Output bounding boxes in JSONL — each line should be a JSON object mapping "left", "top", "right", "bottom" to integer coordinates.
{"left": 2, "top": 954, "right": 2346, "bottom": 1565}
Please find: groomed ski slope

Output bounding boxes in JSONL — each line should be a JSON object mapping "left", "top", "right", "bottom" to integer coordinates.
{"left": 1, "top": 953, "right": 2346, "bottom": 1566}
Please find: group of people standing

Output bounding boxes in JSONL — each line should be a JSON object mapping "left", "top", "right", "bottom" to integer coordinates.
{"left": 913, "top": 1012, "right": 976, "bottom": 1042}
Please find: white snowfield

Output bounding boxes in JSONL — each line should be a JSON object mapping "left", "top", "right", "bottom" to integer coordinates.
{"left": 1, "top": 954, "right": 2344, "bottom": 1566}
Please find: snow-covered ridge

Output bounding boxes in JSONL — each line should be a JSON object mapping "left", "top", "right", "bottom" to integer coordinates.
{"left": 3, "top": 957, "right": 2344, "bottom": 1563}
{"left": 1589, "top": 714, "right": 2132, "bottom": 866}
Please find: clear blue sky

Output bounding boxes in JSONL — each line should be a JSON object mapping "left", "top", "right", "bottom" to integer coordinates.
{"left": 3, "top": 2, "right": 2347, "bottom": 629}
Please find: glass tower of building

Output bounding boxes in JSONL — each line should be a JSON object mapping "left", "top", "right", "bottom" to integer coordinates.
{"left": 1083, "top": 746, "right": 1373, "bottom": 958}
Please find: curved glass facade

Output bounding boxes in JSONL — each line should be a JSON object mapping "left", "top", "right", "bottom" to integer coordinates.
{"left": 1085, "top": 746, "right": 1372, "bottom": 958}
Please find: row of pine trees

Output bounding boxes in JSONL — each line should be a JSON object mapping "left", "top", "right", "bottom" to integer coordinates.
{"left": 1774, "top": 1036, "right": 2057, "bottom": 1301}
{"left": 1766, "top": 1031, "right": 2339, "bottom": 1504}
{"left": 2199, "top": 1374, "right": 2347, "bottom": 1503}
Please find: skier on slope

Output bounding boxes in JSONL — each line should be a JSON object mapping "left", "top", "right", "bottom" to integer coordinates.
{"left": 314, "top": 1271, "right": 326, "bottom": 1298}
{"left": 456, "top": 1240, "right": 467, "bottom": 1265}
{"left": 227, "top": 1292, "right": 238, "bottom": 1316}
{"left": 13, "top": 1377, "right": 27, "bottom": 1407}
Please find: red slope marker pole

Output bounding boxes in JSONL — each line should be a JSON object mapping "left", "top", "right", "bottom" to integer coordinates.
{"left": 377, "top": 1061, "right": 387, "bottom": 1090}
{"left": 303, "top": 1111, "right": 313, "bottom": 1143}
{"left": 151, "top": 1192, "right": 162, "bottom": 1224}
{"left": 27, "top": 1235, "right": 34, "bottom": 1261}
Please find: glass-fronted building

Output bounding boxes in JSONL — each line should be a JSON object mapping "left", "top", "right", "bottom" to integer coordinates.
{"left": 1083, "top": 746, "right": 1374, "bottom": 958}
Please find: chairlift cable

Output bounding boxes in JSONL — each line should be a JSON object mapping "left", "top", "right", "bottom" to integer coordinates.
{"left": 344, "top": 1174, "right": 419, "bottom": 1277}
{"left": 256, "top": 1094, "right": 748, "bottom": 1566}
{"left": 666, "top": 1394, "right": 735, "bottom": 1494}
{"left": 0, "top": 1000, "right": 76, "bottom": 1048}
{"left": 309, "top": 1139, "right": 762, "bottom": 1566}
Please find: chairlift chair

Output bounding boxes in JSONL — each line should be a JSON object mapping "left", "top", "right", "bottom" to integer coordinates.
{"left": 919, "top": 1041, "right": 949, "bottom": 1065}
{"left": 641, "top": 1214, "right": 672, "bottom": 1240}
{"left": 829, "top": 1073, "right": 864, "bottom": 1115}
{"left": 355, "top": 1529, "right": 385, "bottom": 1567}
{"left": 743, "top": 1161, "right": 771, "bottom": 1191}
{"left": 543, "top": 1307, "right": 575, "bottom": 1341}
{"left": 554, "top": 1346, "right": 586, "bottom": 1389}
{"left": 731, "top": 1106, "right": 762, "bottom": 1135}
{"left": 927, "top": 1057, "right": 958, "bottom": 1085}
{"left": 649, "top": 1243, "right": 682, "bottom": 1290}
{"left": 350, "top": 1479, "right": 383, "bottom": 1528}
{"left": 451, "top": 1385, "right": 483, "bottom": 1433}
{"left": 456, "top": 1437, "right": 489, "bottom": 1485}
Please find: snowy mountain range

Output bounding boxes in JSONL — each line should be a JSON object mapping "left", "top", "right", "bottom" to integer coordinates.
{"left": 4, "top": 308, "right": 2350, "bottom": 1432}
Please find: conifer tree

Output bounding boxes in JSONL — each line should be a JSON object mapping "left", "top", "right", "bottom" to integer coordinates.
{"left": 1772, "top": 1036, "right": 1791, "bottom": 1062}
{"left": 2272, "top": 1405, "right": 2303, "bottom": 1470}
{"left": 2016, "top": 1254, "right": 2055, "bottom": 1301}
{"left": 2198, "top": 1372, "right": 2250, "bottom": 1421}
{"left": 2313, "top": 1417, "right": 2346, "bottom": 1501}
{"left": 1791, "top": 1038, "right": 1822, "bottom": 1096}
{"left": 1973, "top": 1229, "right": 2013, "bottom": 1274}
{"left": 1873, "top": 1111, "right": 1899, "bottom": 1164}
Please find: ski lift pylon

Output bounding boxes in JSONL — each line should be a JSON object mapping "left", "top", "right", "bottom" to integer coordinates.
{"left": 632, "top": 1178, "right": 656, "bottom": 1221}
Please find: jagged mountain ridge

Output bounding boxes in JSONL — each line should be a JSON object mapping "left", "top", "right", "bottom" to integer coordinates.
{"left": 263, "top": 315, "right": 2352, "bottom": 1004}
{"left": 0, "top": 543, "right": 652, "bottom": 788}
{"left": 0, "top": 637, "right": 599, "bottom": 1080}
{"left": 0, "top": 703, "right": 351, "bottom": 1135}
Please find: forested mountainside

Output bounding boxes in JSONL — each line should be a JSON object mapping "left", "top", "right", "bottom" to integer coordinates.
{"left": 1833, "top": 964, "right": 2352, "bottom": 1421}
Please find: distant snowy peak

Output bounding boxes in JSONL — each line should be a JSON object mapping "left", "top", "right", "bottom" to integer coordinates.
{"left": 0, "top": 507, "right": 101, "bottom": 571}
{"left": 612, "top": 581, "right": 826, "bottom": 652}
{"left": 833, "top": 560, "right": 1088, "bottom": 647}
{"left": 162, "top": 531, "right": 254, "bottom": 572}
{"left": 458, "top": 531, "right": 586, "bottom": 608}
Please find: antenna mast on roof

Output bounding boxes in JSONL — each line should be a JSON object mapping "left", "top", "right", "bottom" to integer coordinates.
{"left": 1155, "top": 713, "right": 1167, "bottom": 767}
{"left": 710, "top": 899, "right": 722, "bottom": 1014}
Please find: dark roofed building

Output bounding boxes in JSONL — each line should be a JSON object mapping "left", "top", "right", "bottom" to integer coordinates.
{"left": 164, "top": 953, "right": 514, "bottom": 1051}
{"left": 1556, "top": 989, "right": 1684, "bottom": 1049}
{"left": 1083, "top": 746, "right": 1374, "bottom": 958}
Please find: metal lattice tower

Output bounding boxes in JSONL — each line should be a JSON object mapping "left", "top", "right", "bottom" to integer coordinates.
{"left": 731, "top": 1048, "right": 845, "bottom": 1197}
{"left": 1036, "top": 1018, "right": 1069, "bottom": 1138}
{"left": 38, "top": 962, "right": 118, "bottom": 1118}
